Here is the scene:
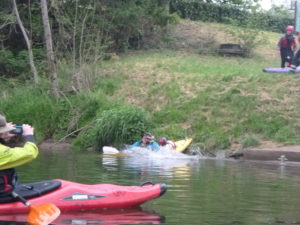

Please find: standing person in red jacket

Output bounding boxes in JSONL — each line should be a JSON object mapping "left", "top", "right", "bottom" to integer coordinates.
{"left": 278, "top": 25, "right": 296, "bottom": 68}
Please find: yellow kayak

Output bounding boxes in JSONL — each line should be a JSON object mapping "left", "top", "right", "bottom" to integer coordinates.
{"left": 175, "top": 138, "right": 193, "bottom": 153}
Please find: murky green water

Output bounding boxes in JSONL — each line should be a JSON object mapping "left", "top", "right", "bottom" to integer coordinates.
{"left": 4, "top": 148, "right": 300, "bottom": 225}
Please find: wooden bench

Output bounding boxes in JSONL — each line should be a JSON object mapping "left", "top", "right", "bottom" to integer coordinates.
{"left": 218, "top": 43, "right": 248, "bottom": 57}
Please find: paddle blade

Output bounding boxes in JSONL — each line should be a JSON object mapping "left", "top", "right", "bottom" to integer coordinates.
{"left": 27, "top": 203, "right": 60, "bottom": 225}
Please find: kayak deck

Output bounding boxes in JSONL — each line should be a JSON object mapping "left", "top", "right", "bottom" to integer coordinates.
{"left": 175, "top": 138, "right": 193, "bottom": 153}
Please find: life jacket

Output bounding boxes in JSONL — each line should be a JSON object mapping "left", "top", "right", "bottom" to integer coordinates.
{"left": 279, "top": 34, "right": 296, "bottom": 49}
{"left": 140, "top": 141, "right": 153, "bottom": 148}
{"left": 0, "top": 168, "right": 17, "bottom": 195}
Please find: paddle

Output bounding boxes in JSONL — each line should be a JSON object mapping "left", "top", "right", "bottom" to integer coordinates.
{"left": 102, "top": 146, "right": 120, "bottom": 155}
{"left": 11, "top": 191, "right": 60, "bottom": 225}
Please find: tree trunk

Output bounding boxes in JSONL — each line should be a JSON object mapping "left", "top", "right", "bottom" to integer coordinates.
{"left": 71, "top": 0, "right": 80, "bottom": 93}
{"left": 40, "top": 0, "right": 59, "bottom": 98}
{"left": 12, "top": 0, "right": 40, "bottom": 85}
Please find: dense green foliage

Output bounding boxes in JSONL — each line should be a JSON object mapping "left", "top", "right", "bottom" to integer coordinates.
{"left": 0, "top": 0, "right": 291, "bottom": 78}
{"left": 0, "top": 0, "right": 177, "bottom": 78}
{"left": 0, "top": 50, "right": 29, "bottom": 77}
{"left": 170, "top": 1, "right": 293, "bottom": 32}
{"left": 0, "top": 77, "right": 118, "bottom": 140}
{"left": 75, "top": 106, "right": 151, "bottom": 150}
{"left": 0, "top": 83, "right": 70, "bottom": 140}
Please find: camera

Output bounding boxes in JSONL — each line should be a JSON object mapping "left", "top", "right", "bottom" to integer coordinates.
{"left": 10, "top": 126, "right": 23, "bottom": 135}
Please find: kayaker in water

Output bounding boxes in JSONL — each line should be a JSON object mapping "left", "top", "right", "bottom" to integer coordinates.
{"left": 158, "top": 137, "right": 176, "bottom": 150}
{"left": 129, "top": 132, "right": 160, "bottom": 152}
{"left": 0, "top": 114, "right": 38, "bottom": 197}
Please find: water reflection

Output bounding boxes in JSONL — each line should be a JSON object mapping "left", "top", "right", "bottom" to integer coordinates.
{"left": 54, "top": 208, "right": 165, "bottom": 225}
{"left": 0, "top": 207, "right": 165, "bottom": 225}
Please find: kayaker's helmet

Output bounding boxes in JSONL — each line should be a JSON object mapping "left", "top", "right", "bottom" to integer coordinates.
{"left": 142, "top": 132, "right": 155, "bottom": 142}
{"left": 158, "top": 137, "right": 167, "bottom": 146}
{"left": 286, "top": 25, "right": 294, "bottom": 32}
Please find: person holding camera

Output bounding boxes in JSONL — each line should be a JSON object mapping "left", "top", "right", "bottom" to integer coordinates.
{"left": 0, "top": 114, "right": 39, "bottom": 196}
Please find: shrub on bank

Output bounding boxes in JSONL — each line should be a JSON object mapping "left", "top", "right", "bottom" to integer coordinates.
{"left": 0, "top": 81, "right": 117, "bottom": 141}
{"left": 75, "top": 105, "right": 151, "bottom": 151}
{"left": 241, "top": 135, "right": 260, "bottom": 148}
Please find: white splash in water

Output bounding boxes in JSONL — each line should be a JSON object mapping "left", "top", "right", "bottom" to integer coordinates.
{"left": 123, "top": 146, "right": 199, "bottom": 160}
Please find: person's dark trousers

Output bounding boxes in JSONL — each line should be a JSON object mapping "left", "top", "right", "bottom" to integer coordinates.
{"left": 280, "top": 48, "right": 287, "bottom": 68}
{"left": 280, "top": 48, "right": 293, "bottom": 68}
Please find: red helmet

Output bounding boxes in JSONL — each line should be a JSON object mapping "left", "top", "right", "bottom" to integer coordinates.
{"left": 286, "top": 25, "right": 294, "bottom": 32}
{"left": 158, "top": 137, "right": 167, "bottom": 146}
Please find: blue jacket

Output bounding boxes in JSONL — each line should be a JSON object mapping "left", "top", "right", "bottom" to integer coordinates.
{"left": 129, "top": 141, "right": 160, "bottom": 152}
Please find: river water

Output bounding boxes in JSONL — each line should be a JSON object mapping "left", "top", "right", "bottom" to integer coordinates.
{"left": 3, "top": 147, "right": 300, "bottom": 225}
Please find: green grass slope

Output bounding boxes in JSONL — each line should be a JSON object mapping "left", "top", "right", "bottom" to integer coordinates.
{"left": 96, "top": 21, "right": 300, "bottom": 151}
{"left": 1, "top": 20, "right": 300, "bottom": 152}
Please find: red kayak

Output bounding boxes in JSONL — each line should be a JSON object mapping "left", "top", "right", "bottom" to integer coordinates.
{"left": 0, "top": 179, "right": 167, "bottom": 213}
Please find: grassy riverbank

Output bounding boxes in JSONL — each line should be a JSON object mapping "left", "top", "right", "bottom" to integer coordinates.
{"left": 1, "top": 20, "right": 300, "bottom": 152}
{"left": 96, "top": 50, "right": 300, "bottom": 150}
